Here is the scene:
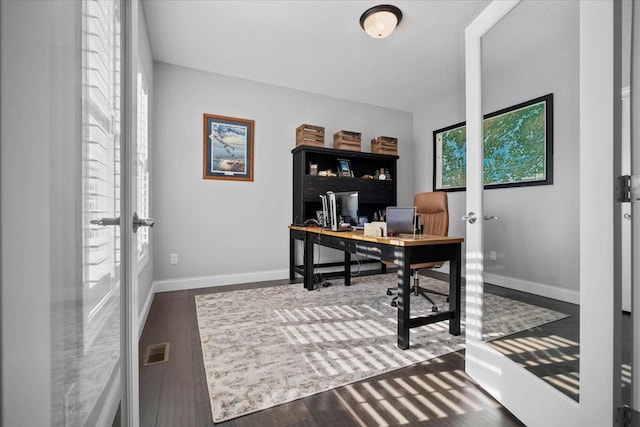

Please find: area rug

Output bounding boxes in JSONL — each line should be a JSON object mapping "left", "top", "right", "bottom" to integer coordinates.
{"left": 195, "top": 273, "right": 568, "bottom": 422}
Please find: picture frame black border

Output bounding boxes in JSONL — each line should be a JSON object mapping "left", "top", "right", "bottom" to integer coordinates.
{"left": 432, "top": 93, "right": 554, "bottom": 192}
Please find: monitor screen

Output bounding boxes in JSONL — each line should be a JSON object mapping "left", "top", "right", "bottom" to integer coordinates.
{"left": 386, "top": 207, "right": 416, "bottom": 235}
{"left": 335, "top": 191, "right": 358, "bottom": 225}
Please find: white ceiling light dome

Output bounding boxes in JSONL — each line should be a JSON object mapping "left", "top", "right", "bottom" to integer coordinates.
{"left": 360, "top": 4, "right": 403, "bottom": 39}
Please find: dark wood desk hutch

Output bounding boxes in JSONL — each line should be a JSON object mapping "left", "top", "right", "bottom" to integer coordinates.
{"left": 290, "top": 145, "right": 399, "bottom": 280}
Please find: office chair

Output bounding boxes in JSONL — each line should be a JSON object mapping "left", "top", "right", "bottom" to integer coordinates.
{"left": 386, "top": 191, "right": 450, "bottom": 312}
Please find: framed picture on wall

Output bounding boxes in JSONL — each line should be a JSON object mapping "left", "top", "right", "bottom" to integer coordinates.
{"left": 433, "top": 93, "right": 553, "bottom": 191}
{"left": 203, "top": 113, "right": 254, "bottom": 181}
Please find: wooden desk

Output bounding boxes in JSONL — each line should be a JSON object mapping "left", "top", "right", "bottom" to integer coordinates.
{"left": 289, "top": 225, "right": 463, "bottom": 349}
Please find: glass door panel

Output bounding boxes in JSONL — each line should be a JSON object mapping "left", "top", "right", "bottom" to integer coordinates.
{"left": 464, "top": 1, "right": 621, "bottom": 425}
{"left": 59, "top": 0, "right": 123, "bottom": 424}
{"left": 480, "top": 0, "right": 581, "bottom": 401}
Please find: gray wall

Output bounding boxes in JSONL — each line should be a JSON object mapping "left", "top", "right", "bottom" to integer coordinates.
{"left": 152, "top": 62, "right": 413, "bottom": 283}
{"left": 413, "top": 41, "right": 580, "bottom": 297}
{"left": 482, "top": 44, "right": 580, "bottom": 294}
{"left": 412, "top": 87, "right": 467, "bottom": 275}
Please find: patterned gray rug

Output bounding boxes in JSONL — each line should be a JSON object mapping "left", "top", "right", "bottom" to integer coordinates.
{"left": 195, "top": 273, "right": 567, "bottom": 422}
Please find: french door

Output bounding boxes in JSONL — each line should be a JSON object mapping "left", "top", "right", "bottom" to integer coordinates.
{"left": 80, "top": 0, "right": 142, "bottom": 424}
{"left": 59, "top": 0, "right": 141, "bottom": 424}
{"left": 463, "top": 1, "right": 624, "bottom": 425}
{"left": 2, "top": 0, "right": 141, "bottom": 425}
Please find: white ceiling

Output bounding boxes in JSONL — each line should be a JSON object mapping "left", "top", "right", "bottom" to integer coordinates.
{"left": 142, "top": 0, "right": 579, "bottom": 113}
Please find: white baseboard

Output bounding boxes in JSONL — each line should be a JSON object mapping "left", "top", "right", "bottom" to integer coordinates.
{"left": 138, "top": 281, "right": 156, "bottom": 339}
{"left": 152, "top": 269, "right": 290, "bottom": 293}
{"left": 483, "top": 272, "right": 579, "bottom": 305}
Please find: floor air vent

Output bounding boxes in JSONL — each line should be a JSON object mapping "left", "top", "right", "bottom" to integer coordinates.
{"left": 144, "top": 343, "right": 170, "bottom": 366}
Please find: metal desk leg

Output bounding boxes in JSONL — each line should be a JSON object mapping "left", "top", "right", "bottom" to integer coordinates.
{"left": 289, "top": 235, "right": 296, "bottom": 280}
{"left": 397, "top": 251, "right": 411, "bottom": 349}
{"left": 344, "top": 251, "right": 351, "bottom": 286}
{"left": 304, "top": 235, "right": 315, "bottom": 290}
{"left": 449, "top": 244, "right": 462, "bottom": 335}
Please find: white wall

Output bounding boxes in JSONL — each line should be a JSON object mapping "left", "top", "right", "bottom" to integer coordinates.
{"left": 152, "top": 62, "right": 413, "bottom": 286}
{"left": 413, "top": 43, "right": 580, "bottom": 301}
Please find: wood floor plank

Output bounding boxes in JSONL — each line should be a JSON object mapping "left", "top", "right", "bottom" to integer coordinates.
{"left": 154, "top": 291, "right": 197, "bottom": 427}
{"left": 302, "top": 392, "right": 359, "bottom": 427}
{"left": 139, "top": 292, "right": 173, "bottom": 427}
{"left": 235, "top": 399, "right": 318, "bottom": 427}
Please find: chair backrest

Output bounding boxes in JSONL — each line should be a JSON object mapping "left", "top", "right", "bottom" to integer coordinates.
{"left": 414, "top": 192, "right": 448, "bottom": 237}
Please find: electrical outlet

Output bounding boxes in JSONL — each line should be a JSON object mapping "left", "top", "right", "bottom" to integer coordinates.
{"left": 64, "top": 382, "right": 77, "bottom": 427}
{"left": 170, "top": 253, "right": 178, "bottom": 264}
{"left": 489, "top": 250, "right": 497, "bottom": 261}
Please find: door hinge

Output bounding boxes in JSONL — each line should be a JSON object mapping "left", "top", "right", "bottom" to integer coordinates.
{"left": 617, "top": 175, "right": 640, "bottom": 203}
{"left": 616, "top": 405, "right": 640, "bottom": 426}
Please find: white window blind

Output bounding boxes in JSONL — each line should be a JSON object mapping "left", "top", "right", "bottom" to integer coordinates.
{"left": 137, "top": 71, "right": 150, "bottom": 261}
{"left": 81, "top": 0, "right": 121, "bottom": 346}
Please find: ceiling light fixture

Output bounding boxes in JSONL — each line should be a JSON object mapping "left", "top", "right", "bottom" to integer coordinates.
{"left": 359, "top": 4, "right": 403, "bottom": 39}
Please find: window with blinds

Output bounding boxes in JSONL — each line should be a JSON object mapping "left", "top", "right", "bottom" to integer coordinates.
{"left": 137, "top": 71, "right": 150, "bottom": 262}
{"left": 82, "top": 0, "right": 121, "bottom": 348}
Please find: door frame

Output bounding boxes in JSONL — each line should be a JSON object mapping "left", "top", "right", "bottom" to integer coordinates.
{"left": 121, "top": 0, "right": 140, "bottom": 425}
{"left": 464, "top": 1, "right": 622, "bottom": 425}
{"left": 631, "top": 0, "right": 640, "bottom": 411}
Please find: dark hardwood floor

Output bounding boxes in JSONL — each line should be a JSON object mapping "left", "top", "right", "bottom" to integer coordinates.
{"left": 127, "top": 268, "right": 634, "bottom": 426}
{"left": 138, "top": 277, "right": 533, "bottom": 426}
{"left": 484, "top": 282, "right": 581, "bottom": 401}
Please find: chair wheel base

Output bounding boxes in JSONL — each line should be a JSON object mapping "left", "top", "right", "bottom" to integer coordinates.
{"left": 431, "top": 306, "right": 438, "bottom": 312}
{"left": 386, "top": 290, "right": 393, "bottom": 296}
{"left": 391, "top": 300, "right": 397, "bottom": 307}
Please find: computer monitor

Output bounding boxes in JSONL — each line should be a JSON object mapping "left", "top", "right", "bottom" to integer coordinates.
{"left": 386, "top": 206, "right": 416, "bottom": 236}
{"left": 336, "top": 191, "right": 358, "bottom": 225}
{"left": 324, "top": 191, "right": 358, "bottom": 231}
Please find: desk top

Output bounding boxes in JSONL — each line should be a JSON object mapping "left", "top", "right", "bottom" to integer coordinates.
{"left": 289, "top": 225, "right": 464, "bottom": 247}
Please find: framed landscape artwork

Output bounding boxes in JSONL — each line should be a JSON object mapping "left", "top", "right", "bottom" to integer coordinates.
{"left": 203, "top": 113, "right": 254, "bottom": 181}
{"left": 433, "top": 93, "right": 553, "bottom": 191}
